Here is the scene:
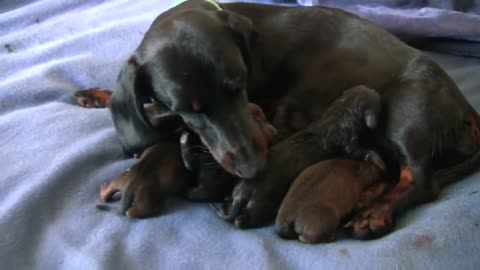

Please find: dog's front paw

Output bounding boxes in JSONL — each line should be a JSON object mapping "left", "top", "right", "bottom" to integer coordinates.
{"left": 99, "top": 170, "right": 129, "bottom": 202}
{"left": 216, "top": 181, "right": 275, "bottom": 229}
{"left": 99, "top": 182, "right": 117, "bottom": 202}
{"left": 344, "top": 203, "right": 394, "bottom": 239}
{"left": 354, "top": 182, "right": 388, "bottom": 211}
{"left": 74, "top": 88, "right": 112, "bottom": 108}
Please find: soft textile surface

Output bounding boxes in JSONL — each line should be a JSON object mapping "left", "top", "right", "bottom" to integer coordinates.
{"left": 298, "top": 0, "right": 480, "bottom": 57}
{"left": 1, "top": 1, "right": 480, "bottom": 269}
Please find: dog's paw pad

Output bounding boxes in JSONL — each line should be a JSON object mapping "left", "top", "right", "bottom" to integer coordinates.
{"left": 74, "top": 88, "right": 111, "bottom": 108}
{"left": 348, "top": 204, "right": 394, "bottom": 239}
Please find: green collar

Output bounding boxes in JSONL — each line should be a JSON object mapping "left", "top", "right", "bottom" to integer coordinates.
{"left": 172, "top": 0, "right": 222, "bottom": 10}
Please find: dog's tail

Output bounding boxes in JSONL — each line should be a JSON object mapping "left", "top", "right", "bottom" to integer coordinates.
{"left": 435, "top": 145, "right": 480, "bottom": 188}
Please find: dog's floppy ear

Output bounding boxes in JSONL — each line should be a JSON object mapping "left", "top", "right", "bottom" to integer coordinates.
{"left": 144, "top": 101, "right": 183, "bottom": 130}
{"left": 218, "top": 10, "right": 257, "bottom": 64}
{"left": 110, "top": 56, "right": 183, "bottom": 156}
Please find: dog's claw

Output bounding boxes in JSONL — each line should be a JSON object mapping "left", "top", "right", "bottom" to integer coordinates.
{"left": 365, "top": 151, "right": 386, "bottom": 171}
{"left": 217, "top": 196, "right": 247, "bottom": 222}
{"left": 360, "top": 219, "right": 369, "bottom": 229}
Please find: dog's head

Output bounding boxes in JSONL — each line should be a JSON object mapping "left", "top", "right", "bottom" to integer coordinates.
{"left": 113, "top": 8, "right": 265, "bottom": 178}
{"left": 155, "top": 9, "right": 265, "bottom": 178}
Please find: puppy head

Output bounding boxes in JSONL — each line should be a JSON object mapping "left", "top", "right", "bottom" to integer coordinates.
{"left": 145, "top": 9, "right": 265, "bottom": 178}
{"left": 347, "top": 85, "right": 382, "bottom": 128}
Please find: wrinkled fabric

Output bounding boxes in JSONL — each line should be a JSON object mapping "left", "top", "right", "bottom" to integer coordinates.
{"left": 298, "top": 0, "right": 480, "bottom": 57}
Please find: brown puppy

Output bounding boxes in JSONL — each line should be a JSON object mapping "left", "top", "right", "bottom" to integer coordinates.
{"left": 276, "top": 157, "right": 385, "bottom": 244}
{"left": 97, "top": 141, "right": 191, "bottom": 218}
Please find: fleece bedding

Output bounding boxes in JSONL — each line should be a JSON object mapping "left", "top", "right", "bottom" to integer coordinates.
{"left": 1, "top": 0, "right": 479, "bottom": 269}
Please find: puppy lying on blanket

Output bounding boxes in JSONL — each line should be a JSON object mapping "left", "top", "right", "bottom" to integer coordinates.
{"left": 276, "top": 157, "right": 385, "bottom": 244}
{"left": 97, "top": 141, "right": 190, "bottom": 218}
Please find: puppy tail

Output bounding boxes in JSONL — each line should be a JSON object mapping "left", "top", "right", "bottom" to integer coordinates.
{"left": 435, "top": 146, "right": 480, "bottom": 188}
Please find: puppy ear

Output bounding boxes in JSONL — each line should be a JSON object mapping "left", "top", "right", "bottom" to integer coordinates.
{"left": 133, "top": 62, "right": 184, "bottom": 132}
{"left": 218, "top": 10, "right": 257, "bottom": 63}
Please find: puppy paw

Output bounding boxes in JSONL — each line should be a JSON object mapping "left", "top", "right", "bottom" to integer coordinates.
{"left": 354, "top": 182, "right": 388, "bottom": 211}
{"left": 299, "top": 233, "right": 335, "bottom": 244}
{"left": 99, "top": 182, "right": 119, "bottom": 202}
{"left": 74, "top": 88, "right": 112, "bottom": 108}
{"left": 344, "top": 203, "right": 394, "bottom": 239}
{"left": 276, "top": 205, "right": 338, "bottom": 244}
{"left": 217, "top": 181, "right": 274, "bottom": 229}
{"left": 125, "top": 204, "right": 164, "bottom": 219}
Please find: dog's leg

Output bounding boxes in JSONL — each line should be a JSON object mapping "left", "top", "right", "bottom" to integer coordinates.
{"left": 349, "top": 161, "right": 436, "bottom": 239}
{"left": 348, "top": 75, "right": 446, "bottom": 239}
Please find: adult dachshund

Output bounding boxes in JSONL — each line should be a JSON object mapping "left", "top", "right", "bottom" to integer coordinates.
{"left": 103, "top": 0, "right": 480, "bottom": 238}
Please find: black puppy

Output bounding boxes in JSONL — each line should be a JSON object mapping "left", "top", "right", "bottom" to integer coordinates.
{"left": 181, "top": 102, "right": 277, "bottom": 201}
{"left": 108, "top": 0, "right": 480, "bottom": 237}
{"left": 218, "top": 85, "right": 385, "bottom": 228}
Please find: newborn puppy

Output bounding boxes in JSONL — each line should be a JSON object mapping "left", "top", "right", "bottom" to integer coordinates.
{"left": 97, "top": 141, "right": 191, "bottom": 218}
{"left": 275, "top": 156, "right": 385, "bottom": 243}
{"left": 272, "top": 97, "right": 312, "bottom": 141}
{"left": 180, "top": 130, "right": 237, "bottom": 201}
{"left": 181, "top": 103, "right": 277, "bottom": 202}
